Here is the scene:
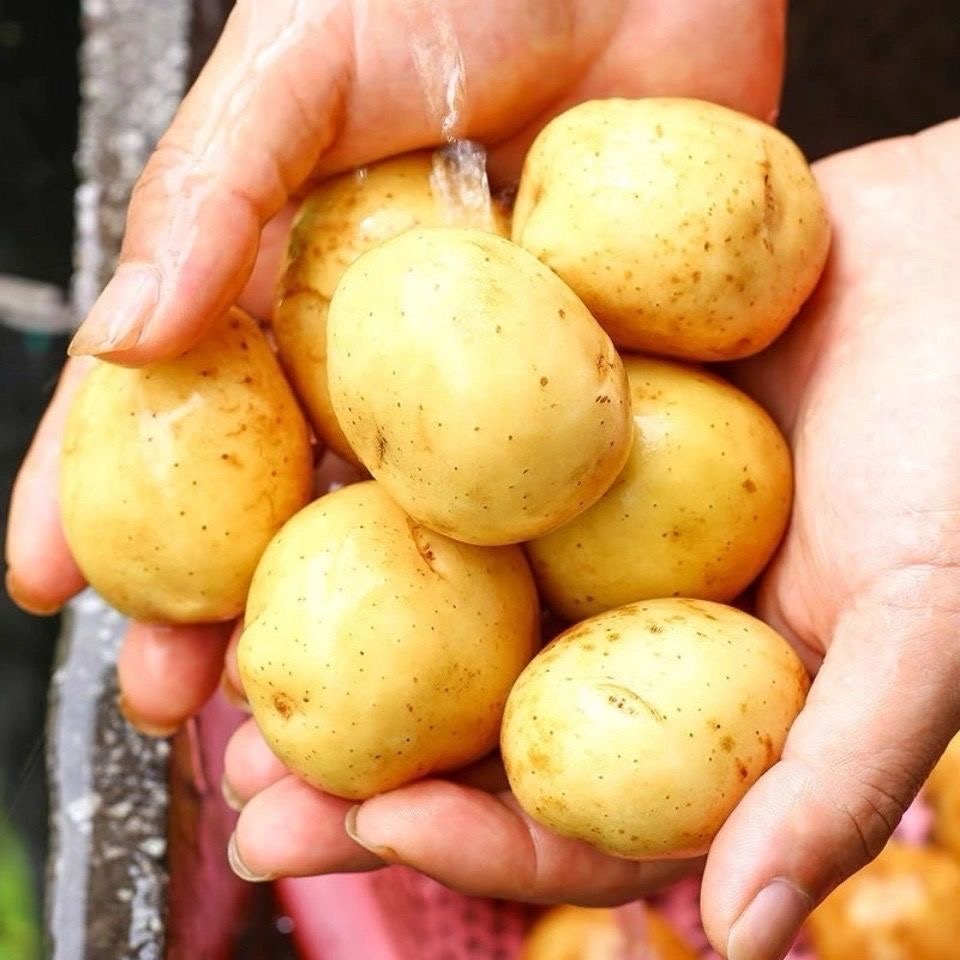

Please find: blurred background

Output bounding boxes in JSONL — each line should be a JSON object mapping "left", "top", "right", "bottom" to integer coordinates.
{"left": 0, "top": 0, "right": 957, "bottom": 954}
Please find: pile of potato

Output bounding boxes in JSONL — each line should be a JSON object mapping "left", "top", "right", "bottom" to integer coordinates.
{"left": 61, "top": 98, "right": 831, "bottom": 866}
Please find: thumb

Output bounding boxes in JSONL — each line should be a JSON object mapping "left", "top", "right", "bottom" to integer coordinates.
{"left": 66, "top": 0, "right": 619, "bottom": 364}
{"left": 67, "top": 0, "right": 356, "bottom": 362}
{"left": 700, "top": 566, "right": 960, "bottom": 960}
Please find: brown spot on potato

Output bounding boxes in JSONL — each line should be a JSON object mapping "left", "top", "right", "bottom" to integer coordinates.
{"left": 373, "top": 428, "right": 388, "bottom": 466}
{"left": 597, "top": 684, "right": 665, "bottom": 722}
{"left": 406, "top": 519, "right": 442, "bottom": 576}
{"left": 528, "top": 748, "right": 553, "bottom": 773}
{"left": 540, "top": 376, "right": 549, "bottom": 387}
{"left": 273, "top": 692, "right": 294, "bottom": 719}
{"left": 720, "top": 735, "right": 735, "bottom": 753}
{"left": 736, "top": 759, "right": 749, "bottom": 780}
{"left": 742, "top": 477, "right": 757, "bottom": 493}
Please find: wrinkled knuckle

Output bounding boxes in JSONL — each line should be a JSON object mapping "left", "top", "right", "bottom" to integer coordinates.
{"left": 131, "top": 139, "right": 207, "bottom": 206}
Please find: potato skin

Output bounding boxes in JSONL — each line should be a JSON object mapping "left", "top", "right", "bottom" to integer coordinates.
{"left": 512, "top": 98, "right": 830, "bottom": 360}
{"left": 274, "top": 150, "right": 509, "bottom": 464}
{"left": 520, "top": 904, "right": 696, "bottom": 960}
{"left": 501, "top": 599, "right": 808, "bottom": 859}
{"left": 527, "top": 356, "right": 792, "bottom": 618}
{"left": 238, "top": 481, "right": 540, "bottom": 800}
{"left": 926, "top": 732, "right": 960, "bottom": 861}
{"left": 60, "top": 309, "right": 312, "bottom": 624}
{"left": 327, "top": 227, "right": 633, "bottom": 546}
{"left": 807, "top": 842, "right": 960, "bottom": 960}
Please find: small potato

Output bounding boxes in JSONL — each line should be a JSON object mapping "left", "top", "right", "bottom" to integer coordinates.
{"left": 527, "top": 356, "right": 792, "bottom": 619}
{"left": 501, "top": 599, "right": 808, "bottom": 859}
{"left": 807, "top": 842, "right": 960, "bottom": 960}
{"left": 925, "top": 732, "right": 960, "bottom": 861}
{"left": 274, "top": 150, "right": 509, "bottom": 463}
{"left": 60, "top": 309, "right": 312, "bottom": 623}
{"left": 521, "top": 904, "right": 696, "bottom": 960}
{"left": 327, "top": 228, "right": 633, "bottom": 546}
{"left": 512, "top": 98, "right": 830, "bottom": 360}
{"left": 238, "top": 481, "right": 539, "bottom": 799}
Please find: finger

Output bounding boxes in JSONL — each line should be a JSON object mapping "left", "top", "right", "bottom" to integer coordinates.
{"left": 347, "top": 780, "right": 701, "bottom": 905}
{"left": 223, "top": 718, "right": 287, "bottom": 808}
{"left": 221, "top": 619, "right": 248, "bottom": 709}
{"left": 222, "top": 725, "right": 505, "bottom": 816}
{"left": 701, "top": 566, "right": 960, "bottom": 960}
{"left": 117, "top": 620, "right": 233, "bottom": 735}
{"left": 5, "top": 357, "right": 89, "bottom": 614}
{"left": 229, "top": 774, "right": 382, "bottom": 882}
{"left": 66, "top": 0, "right": 622, "bottom": 364}
{"left": 486, "top": 0, "right": 787, "bottom": 181}
{"left": 237, "top": 201, "right": 298, "bottom": 321}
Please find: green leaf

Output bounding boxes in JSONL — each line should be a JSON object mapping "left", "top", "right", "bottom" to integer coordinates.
{"left": 0, "top": 814, "right": 41, "bottom": 960}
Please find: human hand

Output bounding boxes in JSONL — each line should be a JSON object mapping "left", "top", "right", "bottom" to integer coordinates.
{"left": 700, "top": 116, "right": 960, "bottom": 958}
{"left": 5, "top": 0, "right": 784, "bottom": 733}
{"left": 222, "top": 116, "right": 960, "bottom": 959}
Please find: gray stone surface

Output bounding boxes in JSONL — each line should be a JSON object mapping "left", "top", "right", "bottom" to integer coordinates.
{"left": 47, "top": 595, "right": 169, "bottom": 960}
{"left": 47, "top": 1, "right": 191, "bottom": 958}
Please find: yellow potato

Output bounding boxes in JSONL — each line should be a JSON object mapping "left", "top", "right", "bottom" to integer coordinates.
{"left": 501, "top": 599, "right": 808, "bottom": 858}
{"left": 925, "top": 732, "right": 960, "bottom": 860}
{"left": 512, "top": 98, "right": 830, "bottom": 360}
{"left": 60, "top": 309, "right": 312, "bottom": 624}
{"left": 521, "top": 904, "right": 696, "bottom": 960}
{"left": 327, "top": 227, "right": 633, "bottom": 546}
{"left": 527, "top": 356, "right": 792, "bottom": 619}
{"left": 274, "top": 150, "right": 509, "bottom": 464}
{"left": 238, "top": 481, "right": 539, "bottom": 799}
{"left": 807, "top": 842, "right": 960, "bottom": 960}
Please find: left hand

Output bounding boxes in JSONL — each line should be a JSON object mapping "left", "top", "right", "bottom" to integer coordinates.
{"left": 4, "top": 0, "right": 783, "bottom": 735}
{"left": 224, "top": 118, "right": 960, "bottom": 960}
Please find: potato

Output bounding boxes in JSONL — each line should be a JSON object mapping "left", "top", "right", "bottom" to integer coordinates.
{"left": 806, "top": 842, "right": 960, "bottom": 960}
{"left": 326, "top": 227, "right": 633, "bottom": 546}
{"left": 501, "top": 598, "right": 808, "bottom": 858}
{"left": 521, "top": 904, "right": 696, "bottom": 960}
{"left": 60, "top": 308, "right": 312, "bottom": 623}
{"left": 926, "top": 732, "right": 960, "bottom": 860}
{"left": 526, "top": 356, "right": 792, "bottom": 619}
{"left": 274, "top": 150, "right": 509, "bottom": 464}
{"left": 512, "top": 98, "right": 830, "bottom": 360}
{"left": 238, "top": 480, "right": 539, "bottom": 799}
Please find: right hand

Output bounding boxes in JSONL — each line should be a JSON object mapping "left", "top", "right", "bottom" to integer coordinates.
{"left": 5, "top": 0, "right": 785, "bottom": 733}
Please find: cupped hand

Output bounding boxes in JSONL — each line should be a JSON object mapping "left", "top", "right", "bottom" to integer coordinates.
{"left": 223, "top": 117, "right": 960, "bottom": 960}
{"left": 5, "top": 0, "right": 783, "bottom": 732}
{"left": 701, "top": 116, "right": 960, "bottom": 958}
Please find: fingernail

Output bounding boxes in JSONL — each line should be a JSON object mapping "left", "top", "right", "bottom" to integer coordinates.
{"left": 221, "top": 777, "right": 245, "bottom": 813}
{"left": 227, "top": 831, "right": 273, "bottom": 883}
{"left": 4, "top": 570, "right": 63, "bottom": 616}
{"left": 344, "top": 805, "right": 401, "bottom": 862}
{"left": 68, "top": 263, "right": 160, "bottom": 356}
{"left": 727, "top": 879, "right": 812, "bottom": 960}
{"left": 117, "top": 694, "right": 179, "bottom": 739}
